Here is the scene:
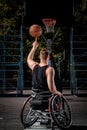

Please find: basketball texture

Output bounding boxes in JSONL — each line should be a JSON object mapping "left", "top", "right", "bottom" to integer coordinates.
{"left": 29, "top": 24, "right": 42, "bottom": 38}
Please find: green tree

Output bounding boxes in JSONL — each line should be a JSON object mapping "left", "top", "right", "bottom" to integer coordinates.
{"left": 0, "top": 0, "right": 24, "bottom": 35}
{"left": 74, "top": 0, "right": 87, "bottom": 26}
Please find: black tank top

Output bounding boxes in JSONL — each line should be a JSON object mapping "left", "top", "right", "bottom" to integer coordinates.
{"left": 32, "top": 64, "right": 49, "bottom": 92}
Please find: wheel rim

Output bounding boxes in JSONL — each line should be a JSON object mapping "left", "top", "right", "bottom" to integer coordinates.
{"left": 49, "top": 95, "right": 72, "bottom": 129}
{"left": 21, "top": 96, "right": 38, "bottom": 127}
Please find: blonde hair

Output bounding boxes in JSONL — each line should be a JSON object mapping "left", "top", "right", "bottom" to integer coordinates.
{"left": 40, "top": 48, "right": 49, "bottom": 60}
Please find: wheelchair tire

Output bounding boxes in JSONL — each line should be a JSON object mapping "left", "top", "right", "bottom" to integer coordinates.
{"left": 49, "top": 95, "right": 72, "bottom": 129}
{"left": 20, "top": 96, "right": 39, "bottom": 128}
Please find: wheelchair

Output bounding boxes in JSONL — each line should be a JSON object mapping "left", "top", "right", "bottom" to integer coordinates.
{"left": 20, "top": 91, "right": 72, "bottom": 130}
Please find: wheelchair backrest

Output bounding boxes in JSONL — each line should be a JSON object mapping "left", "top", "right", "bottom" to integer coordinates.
{"left": 30, "top": 91, "right": 52, "bottom": 111}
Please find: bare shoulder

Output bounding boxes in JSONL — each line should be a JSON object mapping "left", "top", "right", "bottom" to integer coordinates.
{"left": 28, "top": 60, "right": 38, "bottom": 70}
{"left": 46, "top": 66, "right": 54, "bottom": 74}
{"left": 47, "top": 66, "right": 54, "bottom": 70}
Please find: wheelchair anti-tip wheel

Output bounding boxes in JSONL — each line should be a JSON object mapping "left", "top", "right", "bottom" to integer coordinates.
{"left": 49, "top": 95, "right": 72, "bottom": 129}
{"left": 20, "top": 96, "right": 39, "bottom": 128}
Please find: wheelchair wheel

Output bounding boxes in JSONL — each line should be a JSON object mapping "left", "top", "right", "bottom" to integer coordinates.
{"left": 49, "top": 95, "right": 72, "bottom": 129}
{"left": 20, "top": 96, "right": 39, "bottom": 128}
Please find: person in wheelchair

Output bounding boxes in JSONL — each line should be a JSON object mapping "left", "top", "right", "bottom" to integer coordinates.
{"left": 27, "top": 40, "right": 62, "bottom": 110}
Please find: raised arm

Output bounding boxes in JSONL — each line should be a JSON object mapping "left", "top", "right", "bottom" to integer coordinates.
{"left": 27, "top": 40, "right": 39, "bottom": 70}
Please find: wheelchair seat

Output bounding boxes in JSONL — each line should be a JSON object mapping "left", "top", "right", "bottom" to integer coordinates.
{"left": 30, "top": 91, "right": 51, "bottom": 111}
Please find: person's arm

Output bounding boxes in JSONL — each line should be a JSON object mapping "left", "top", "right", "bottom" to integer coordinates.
{"left": 27, "top": 40, "right": 39, "bottom": 70}
{"left": 46, "top": 67, "right": 62, "bottom": 97}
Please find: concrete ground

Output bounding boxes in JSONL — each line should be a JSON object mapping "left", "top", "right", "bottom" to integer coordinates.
{"left": 0, "top": 90, "right": 87, "bottom": 130}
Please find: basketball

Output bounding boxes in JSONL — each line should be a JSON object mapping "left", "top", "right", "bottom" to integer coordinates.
{"left": 29, "top": 24, "right": 42, "bottom": 38}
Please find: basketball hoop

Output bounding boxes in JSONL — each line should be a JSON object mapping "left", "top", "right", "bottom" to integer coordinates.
{"left": 42, "top": 18, "right": 56, "bottom": 33}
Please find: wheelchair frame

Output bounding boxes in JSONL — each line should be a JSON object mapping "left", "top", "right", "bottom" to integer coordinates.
{"left": 20, "top": 91, "right": 72, "bottom": 130}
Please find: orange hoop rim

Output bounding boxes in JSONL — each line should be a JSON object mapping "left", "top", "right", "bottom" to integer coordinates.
{"left": 42, "top": 18, "right": 56, "bottom": 26}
